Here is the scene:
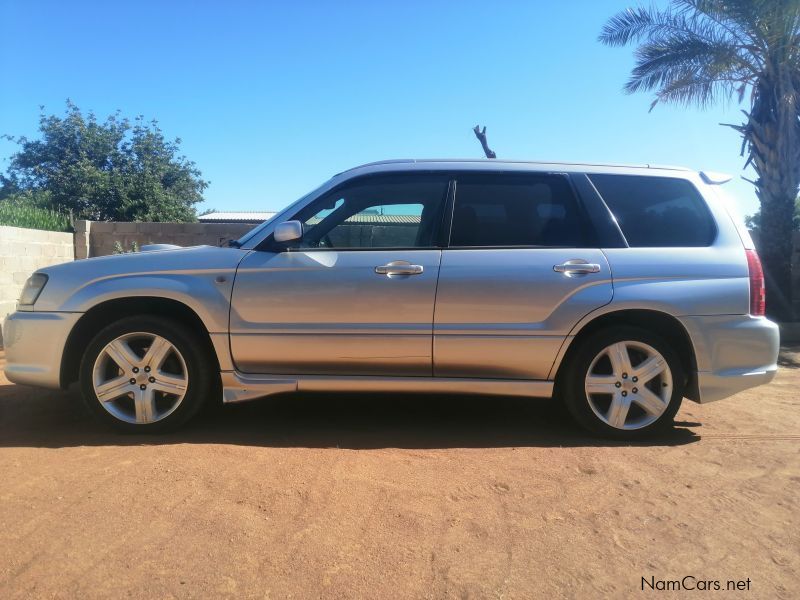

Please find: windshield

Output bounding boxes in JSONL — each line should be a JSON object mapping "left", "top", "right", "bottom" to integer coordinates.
{"left": 233, "top": 180, "right": 332, "bottom": 248}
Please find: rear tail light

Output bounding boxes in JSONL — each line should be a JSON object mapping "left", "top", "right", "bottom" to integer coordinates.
{"left": 745, "top": 248, "right": 766, "bottom": 316}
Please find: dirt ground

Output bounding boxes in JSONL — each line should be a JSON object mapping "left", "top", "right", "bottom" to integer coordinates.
{"left": 1, "top": 349, "right": 799, "bottom": 599}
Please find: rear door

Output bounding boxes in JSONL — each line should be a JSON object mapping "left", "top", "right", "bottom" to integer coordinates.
{"left": 433, "top": 172, "right": 613, "bottom": 380}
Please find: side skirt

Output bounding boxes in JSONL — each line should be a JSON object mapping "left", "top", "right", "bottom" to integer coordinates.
{"left": 220, "top": 371, "right": 555, "bottom": 404}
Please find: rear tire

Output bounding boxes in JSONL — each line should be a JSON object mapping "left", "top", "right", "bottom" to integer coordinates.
{"left": 79, "top": 315, "right": 214, "bottom": 433}
{"left": 561, "top": 326, "right": 684, "bottom": 439}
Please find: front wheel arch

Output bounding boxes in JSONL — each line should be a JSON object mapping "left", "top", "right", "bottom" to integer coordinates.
{"left": 61, "top": 297, "right": 220, "bottom": 389}
{"left": 79, "top": 315, "right": 213, "bottom": 432}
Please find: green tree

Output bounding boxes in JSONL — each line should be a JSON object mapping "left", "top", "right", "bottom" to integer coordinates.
{"left": 1, "top": 101, "right": 207, "bottom": 222}
{"left": 600, "top": 0, "right": 800, "bottom": 320}
{"left": 746, "top": 197, "right": 800, "bottom": 230}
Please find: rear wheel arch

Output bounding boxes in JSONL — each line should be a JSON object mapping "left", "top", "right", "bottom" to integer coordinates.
{"left": 61, "top": 297, "right": 220, "bottom": 388}
{"left": 560, "top": 324, "right": 685, "bottom": 437}
{"left": 553, "top": 309, "right": 698, "bottom": 394}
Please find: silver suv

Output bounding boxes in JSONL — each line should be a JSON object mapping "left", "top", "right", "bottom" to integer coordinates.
{"left": 2, "top": 160, "right": 780, "bottom": 438}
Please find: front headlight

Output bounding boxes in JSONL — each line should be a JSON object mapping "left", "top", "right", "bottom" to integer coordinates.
{"left": 18, "top": 273, "right": 49, "bottom": 306}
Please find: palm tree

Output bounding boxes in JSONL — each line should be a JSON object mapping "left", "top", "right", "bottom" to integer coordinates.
{"left": 599, "top": 0, "right": 800, "bottom": 321}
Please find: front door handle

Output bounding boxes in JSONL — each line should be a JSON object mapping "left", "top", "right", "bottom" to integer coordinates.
{"left": 375, "top": 261, "right": 424, "bottom": 276}
{"left": 553, "top": 260, "right": 601, "bottom": 275}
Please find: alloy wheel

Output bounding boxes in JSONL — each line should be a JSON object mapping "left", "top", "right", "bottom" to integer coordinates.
{"left": 584, "top": 340, "right": 673, "bottom": 430}
{"left": 92, "top": 332, "right": 188, "bottom": 425}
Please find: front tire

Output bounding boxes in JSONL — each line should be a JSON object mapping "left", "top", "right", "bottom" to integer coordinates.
{"left": 561, "top": 326, "right": 684, "bottom": 439}
{"left": 79, "top": 315, "right": 213, "bottom": 433}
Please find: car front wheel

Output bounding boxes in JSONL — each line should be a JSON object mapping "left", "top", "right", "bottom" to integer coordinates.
{"left": 79, "top": 315, "right": 212, "bottom": 433}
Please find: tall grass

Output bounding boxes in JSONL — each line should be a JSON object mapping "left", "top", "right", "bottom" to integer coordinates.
{"left": 0, "top": 202, "right": 73, "bottom": 232}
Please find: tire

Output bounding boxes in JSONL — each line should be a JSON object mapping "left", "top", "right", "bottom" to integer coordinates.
{"left": 79, "top": 315, "right": 214, "bottom": 433}
{"left": 560, "top": 326, "right": 684, "bottom": 439}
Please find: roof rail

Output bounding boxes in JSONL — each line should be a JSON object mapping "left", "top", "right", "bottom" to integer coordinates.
{"left": 337, "top": 158, "right": 692, "bottom": 175}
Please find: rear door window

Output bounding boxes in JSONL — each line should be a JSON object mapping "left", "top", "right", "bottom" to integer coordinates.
{"left": 449, "top": 174, "right": 592, "bottom": 247}
{"left": 589, "top": 174, "right": 716, "bottom": 247}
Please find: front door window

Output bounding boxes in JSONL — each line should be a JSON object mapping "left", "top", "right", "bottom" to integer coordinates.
{"left": 292, "top": 176, "right": 449, "bottom": 249}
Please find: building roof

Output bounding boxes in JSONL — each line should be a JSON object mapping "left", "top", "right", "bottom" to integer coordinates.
{"left": 198, "top": 211, "right": 276, "bottom": 223}
{"left": 200, "top": 210, "right": 420, "bottom": 225}
{"left": 307, "top": 214, "right": 421, "bottom": 225}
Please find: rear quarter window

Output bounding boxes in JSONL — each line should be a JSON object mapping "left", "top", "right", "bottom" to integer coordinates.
{"left": 589, "top": 174, "right": 716, "bottom": 247}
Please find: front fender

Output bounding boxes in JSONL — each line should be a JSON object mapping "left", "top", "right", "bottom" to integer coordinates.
{"left": 32, "top": 246, "right": 248, "bottom": 333}
{"left": 54, "top": 273, "right": 234, "bottom": 333}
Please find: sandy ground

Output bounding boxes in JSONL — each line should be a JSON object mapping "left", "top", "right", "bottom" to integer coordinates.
{"left": 1, "top": 349, "right": 799, "bottom": 599}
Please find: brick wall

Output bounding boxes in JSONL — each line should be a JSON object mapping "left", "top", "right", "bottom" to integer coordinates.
{"left": 73, "top": 221, "right": 424, "bottom": 257}
{"left": 324, "top": 223, "right": 420, "bottom": 247}
{"left": 74, "top": 220, "right": 253, "bottom": 258}
{"left": 0, "top": 226, "right": 75, "bottom": 333}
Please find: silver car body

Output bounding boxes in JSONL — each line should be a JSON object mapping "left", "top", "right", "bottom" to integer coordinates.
{"left": 2, "top": 159, "right": 780, "bottom": 405}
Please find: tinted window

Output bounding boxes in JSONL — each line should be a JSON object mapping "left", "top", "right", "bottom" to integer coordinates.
{"left": 589, "top": 174, "right": 715, "bottom": 247}
{"left": 293, "top": 176, "right": 448, "bottom": 249}
{"left": 450, "top": 175, "right": 590, "bottom": 247}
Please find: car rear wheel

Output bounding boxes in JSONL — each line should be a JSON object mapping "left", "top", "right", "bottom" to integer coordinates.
{"left": 79, "top": 316, "right": 212, "bottom": 433}
{"left": 561, "top": 326, "right": 684, "bottom": 439}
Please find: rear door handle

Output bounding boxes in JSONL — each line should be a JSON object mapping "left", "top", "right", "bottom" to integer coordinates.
{"left": 375, "top": 261, "right": 424, "bottom": 276}
{"left": 553, "top": 260, "right": 601, "bottom": 275}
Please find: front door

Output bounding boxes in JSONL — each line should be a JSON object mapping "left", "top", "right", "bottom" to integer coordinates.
{"left": 230, "top": 173, "right": 450, "bottom": 376}
{"left": 433, "top": 173, "right": 613, "bottom": 380}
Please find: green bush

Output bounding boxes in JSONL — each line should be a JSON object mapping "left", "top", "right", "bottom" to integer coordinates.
{"left": 0, "top": 201, "right": 73, "bottom": 232}
{"left": 112, "top": 240, "right": 140, "bottom": 254}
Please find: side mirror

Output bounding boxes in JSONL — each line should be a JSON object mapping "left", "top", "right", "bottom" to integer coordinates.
{"left": 274, "top": 220, "right": 303, "bottom": 244}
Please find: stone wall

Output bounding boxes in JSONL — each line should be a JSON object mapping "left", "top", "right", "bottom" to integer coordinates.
{"left": 74, "top": 220, "right": 254, "bottom": 258}
{"left": 318, "top": 223, "right": 420, "bottom": 248}
{"left": 0, "top": 225, "right": 75, "bottom": 331}
{"left": 73, "top": 221, "right": 422, "bottom": 257}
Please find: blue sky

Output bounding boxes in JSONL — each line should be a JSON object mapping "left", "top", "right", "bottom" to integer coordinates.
{"left": 0, "top": 0, "right": 759, "bottom": 217}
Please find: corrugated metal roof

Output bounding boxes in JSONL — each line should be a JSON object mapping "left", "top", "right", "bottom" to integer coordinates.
{"left": 307, "top": 214, "right": 421, "bottom": 224}
{"left": 198, "top": 211, "right": 276, "bottom": 223}
{"left": 198, "top": 211, "right": 420, "bottom": 225}
{"left": 199, "top": 211, "right": 420, "bottom": 225}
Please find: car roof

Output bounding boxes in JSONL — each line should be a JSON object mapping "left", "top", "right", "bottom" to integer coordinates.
{"left": 337, "top": 158, "right": 694, "bottom": 178}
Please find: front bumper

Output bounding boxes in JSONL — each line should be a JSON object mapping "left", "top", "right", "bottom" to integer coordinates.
{"left": 2, "top": 311, "right": 82, "bottom": 389}
{"left": 680, "top": 314, "right": 780, "bottom": 403}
